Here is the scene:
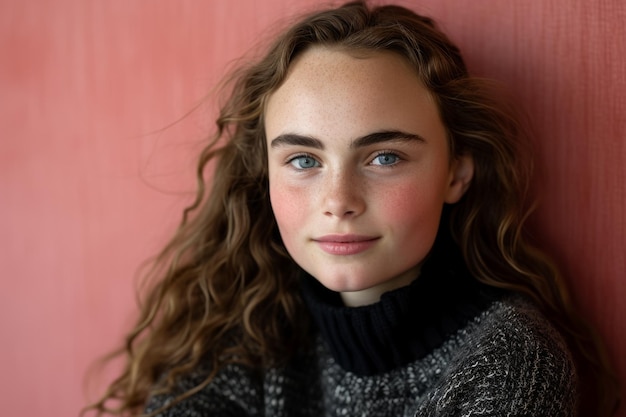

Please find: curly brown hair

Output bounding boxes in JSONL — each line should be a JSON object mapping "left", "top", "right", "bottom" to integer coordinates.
{"left": 84, "top": 1, "right": 619, "bottom": 416}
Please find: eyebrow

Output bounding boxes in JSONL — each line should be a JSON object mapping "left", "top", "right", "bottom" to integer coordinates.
{"left": 269, "top": 130, "right": 425, "bottom": 149}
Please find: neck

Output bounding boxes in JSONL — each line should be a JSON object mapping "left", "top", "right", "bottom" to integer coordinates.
{"left": 340, "top": 266, "right": 420, "bottom": 306}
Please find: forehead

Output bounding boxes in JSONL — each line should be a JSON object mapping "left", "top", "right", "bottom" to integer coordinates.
{"left": 271, "top": 46, "right": 424, "bottom": 102}
{"left": 264, "top": 47, "right": 443, "bottom": 142}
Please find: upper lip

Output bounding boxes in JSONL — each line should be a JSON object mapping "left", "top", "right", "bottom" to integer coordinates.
{"left": 313, "top": 234, "right": 379, "bottom": 243}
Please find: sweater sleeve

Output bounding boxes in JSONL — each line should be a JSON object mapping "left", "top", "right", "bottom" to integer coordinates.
{"left": 143, "top": 364, "right": 263, "bottom": 417}
{"left": 413, "top": 298, "right": 578, "bottom": 417}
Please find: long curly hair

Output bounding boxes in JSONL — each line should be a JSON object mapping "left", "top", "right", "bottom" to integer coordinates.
{"left": 85, "top": 1, "right": 619, "bottom": 415}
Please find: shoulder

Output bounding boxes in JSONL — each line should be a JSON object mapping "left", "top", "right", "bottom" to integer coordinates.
{"left": 416, "top": 295, "right": 578, "bottom": 416}
{"left": 144, "top": 363, "right": 263, "bottom": 417}
{"left": 470, "top": 295, "right": 575, "bottom": 371}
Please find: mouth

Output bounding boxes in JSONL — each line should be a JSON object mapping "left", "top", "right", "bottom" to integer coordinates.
{"left": 313, "top": 234, "right": 380, "bottom": 255}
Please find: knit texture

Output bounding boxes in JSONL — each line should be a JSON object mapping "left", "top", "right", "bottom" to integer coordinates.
{"left": 145, "top": 296, "right": 577, "bottom": 416}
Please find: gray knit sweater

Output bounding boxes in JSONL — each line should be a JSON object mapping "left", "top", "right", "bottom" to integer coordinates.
{"left": 145, "top": 295, "right": 577, "bottom": 416}
{"left": 146, "top": 233, "right": 576, "bottom": 416}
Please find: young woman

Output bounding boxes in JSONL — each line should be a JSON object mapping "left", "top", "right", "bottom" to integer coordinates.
{"left": 87, "top": 2, "right": 618, "bottom": 416}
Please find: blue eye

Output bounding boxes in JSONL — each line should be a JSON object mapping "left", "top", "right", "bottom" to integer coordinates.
{"left": 372, "top": 153, "right": 399, "bottom": 166}
{"left": 289, "top": 155, "right": 320, "bottom": 169}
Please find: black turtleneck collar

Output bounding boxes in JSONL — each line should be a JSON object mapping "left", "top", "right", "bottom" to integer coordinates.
{"left": 299, "top": 226, "right": 503, "bottom": 376}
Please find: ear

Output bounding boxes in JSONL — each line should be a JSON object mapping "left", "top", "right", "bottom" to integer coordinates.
{"left": 444, "top": 154, "right": 474, "bottom": 204}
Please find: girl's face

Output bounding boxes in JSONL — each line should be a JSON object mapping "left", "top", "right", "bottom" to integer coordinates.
{"left": 265, "top": 47, "right": 472, "bottom": 306}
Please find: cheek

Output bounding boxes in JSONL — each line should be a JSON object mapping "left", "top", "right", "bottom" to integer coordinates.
{"left": 382, "top": 187, "right": 418, "bottom": 220}
{"left": 378, "top": 181, "right": 445, "bottom": 227}
{"left": 269, "top": 181, "right": 303, "bottom": 234}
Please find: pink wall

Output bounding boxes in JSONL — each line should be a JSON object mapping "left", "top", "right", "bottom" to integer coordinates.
{"left": 1, "top": 1, "right": 624, "bottom": 416}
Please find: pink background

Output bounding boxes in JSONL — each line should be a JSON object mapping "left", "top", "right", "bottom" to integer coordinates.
{"left": 1, "top": 1, "right": 624, "bottom": 416}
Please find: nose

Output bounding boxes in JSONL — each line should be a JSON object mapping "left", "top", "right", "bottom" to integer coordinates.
{"left": 322, "top": 169, "right": 365, "bottom": 219}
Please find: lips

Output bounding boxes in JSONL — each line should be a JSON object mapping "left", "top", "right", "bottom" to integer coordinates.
{"left": 313, "top": 234, "right": 380, "bottom": 255}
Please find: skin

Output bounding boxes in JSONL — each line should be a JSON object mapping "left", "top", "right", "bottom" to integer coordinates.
{"left": 265, "top": 47, "right": 473, "bottom": 306}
